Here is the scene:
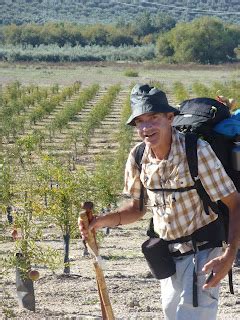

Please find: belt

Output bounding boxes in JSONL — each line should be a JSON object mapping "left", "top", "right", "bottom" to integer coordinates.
{"left": 171, "top": 241, "right": 223, "bottom": 258}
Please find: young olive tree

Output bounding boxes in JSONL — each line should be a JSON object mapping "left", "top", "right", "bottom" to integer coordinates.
{"left": 36, "top": 156, "right": 91, "bottom": 274}
{"left": 2, "top": 138, "right": 60, "bottom": 312}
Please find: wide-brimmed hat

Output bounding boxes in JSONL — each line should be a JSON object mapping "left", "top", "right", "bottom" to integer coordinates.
{"left": 126, "top": 84, "right": 179, "bottom": 126}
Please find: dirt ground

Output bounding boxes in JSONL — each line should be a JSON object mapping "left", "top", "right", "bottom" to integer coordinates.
{"left": 1, "top": 211, "right": 240, "bottom": 320}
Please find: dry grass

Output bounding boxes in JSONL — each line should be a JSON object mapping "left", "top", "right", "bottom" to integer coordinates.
{"left": 0, "top": 61, "right": 239, "bottom": 89}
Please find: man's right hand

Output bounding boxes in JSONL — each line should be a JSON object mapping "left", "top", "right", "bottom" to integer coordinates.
{"left": 78, "top": 215, "right": 103, "bottom": 240}
{"left": 78, "top": 199, "right": 143, "bottom": 240}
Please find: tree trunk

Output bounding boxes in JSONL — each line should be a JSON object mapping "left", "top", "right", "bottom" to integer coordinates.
{"left": 16, "top": 253, "right": 35, "bottom": 312}
{"left": 63, "top": 233, "right": 70, "bottom": 274}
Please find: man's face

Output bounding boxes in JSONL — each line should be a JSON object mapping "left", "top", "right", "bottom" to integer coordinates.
{"left": 135, "top": 112, "right": 174, "bottom": 147}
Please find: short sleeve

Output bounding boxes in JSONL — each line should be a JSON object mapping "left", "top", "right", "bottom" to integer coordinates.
{"left": 122, "top": 144, "right": 142, "bottom": 200}
{"left": 197, "top": 140, "right": 236, "bottom": 202}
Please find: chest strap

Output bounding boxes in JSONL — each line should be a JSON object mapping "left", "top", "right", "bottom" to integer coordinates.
{"left": 147, "top": 186, "right": 195, "bottom": 193}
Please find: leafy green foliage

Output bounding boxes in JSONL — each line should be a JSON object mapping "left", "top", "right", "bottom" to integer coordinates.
{"left": 192, "top": 80, "right": 240, "bottom": 102}
{"left": 52, "top": 84, "right": 99, "bottom": 132}
{"left": 0, "top": 17, "right": 174, "bottom": 47}
{"left": 173, "top": 81, "right": 189, "bottom": 103}
{"left": 124, "top": 69, "right": 139, "bottom": 77}
{"left": 157, "top": 17, "right": 240, "bottom": 64}
{"left": 0, "top": 159, "right": 12, "bottom": 206}
{"left": 80, "top": 84, "right": 121, "bottom": 149}
{"left": 36, "top": 156, "right": 91, "bottom": 236}
{"left": 0, "top": 14, "right": 239, "bottom": 64}
{"left": 1, "top": 83, "right": 53, "bottom": 140}
{"left": 4, "top": 209, "right": 61, "bottom": 275}
{"left": 29, "top": 82, "right": 81, "bottom": 125}
{"left": 1, "top": 145, "right": 61, "bottom": 276}
{"left": 0, "top": 43, "right": 156, "bottom": 62}
{"left": 91, "top": 91, "right": 133, "bottom": 210}
{"left": 192, "top": 82, "right": 212, "bottom": 97}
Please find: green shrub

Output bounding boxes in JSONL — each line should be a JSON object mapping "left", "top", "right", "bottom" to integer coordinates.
{"left": 124, "top": 69, "right": 139, "bottom": 77}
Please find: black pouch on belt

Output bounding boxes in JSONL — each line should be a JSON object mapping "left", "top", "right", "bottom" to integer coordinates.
{"left": 141, "top": 238, "right": 176, "bottom": 279}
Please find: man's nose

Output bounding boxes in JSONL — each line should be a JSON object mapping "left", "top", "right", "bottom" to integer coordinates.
{"left": 138, "top": 122, "right": 152, "bottom": 130}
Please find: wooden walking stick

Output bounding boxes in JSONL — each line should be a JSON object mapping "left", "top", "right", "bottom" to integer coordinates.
{"left": 79, "top": 201, "right": 115, "bottom": 320}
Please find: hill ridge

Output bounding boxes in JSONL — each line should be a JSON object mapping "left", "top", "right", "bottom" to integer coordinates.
{"left": 1, "top": 0, "right": 240, "bottom": 25}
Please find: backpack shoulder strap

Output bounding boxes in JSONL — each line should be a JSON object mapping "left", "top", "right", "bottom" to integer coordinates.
{"left": 185, "top": 133, "right": 220, "bottom": 215}
{"left": 134, "top": 142, "right": 146, "bottom": 171}
{"left": 185, "top": 133, "right": 198, "bottom": 179}
{"left": 185, "top": 133, "right": 234, "bottom": 294}
{"left": 134, "top": 142, "right": 146, "bottom": 211}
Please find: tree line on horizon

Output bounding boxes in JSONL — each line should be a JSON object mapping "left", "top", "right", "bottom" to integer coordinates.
{"left": 0, "top": 14, "right": 239, "bottom": 64}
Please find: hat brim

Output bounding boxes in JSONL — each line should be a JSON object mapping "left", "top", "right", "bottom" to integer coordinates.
{"left": 126, "top": 105, "right": 179, "bottom": 126}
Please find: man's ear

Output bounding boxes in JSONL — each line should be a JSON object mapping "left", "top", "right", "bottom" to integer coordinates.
{"left": 167, "top": 112, "right": 175, "bottom": 122}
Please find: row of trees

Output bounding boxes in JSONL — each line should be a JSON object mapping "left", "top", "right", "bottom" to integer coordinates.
{"left": 0, "top": 13, "right": 176, "bottom": 47}
{"left": 0, "top": 16, "right": 239, "bottom": 64}
{"left": 0, "top": 43, "right": 156, "bottom": 63}
{"left": 1, "top": 81, "right": 82, "bottom": 142}
{"left": 1, "top": 82, "right": 133, "bottom": 313}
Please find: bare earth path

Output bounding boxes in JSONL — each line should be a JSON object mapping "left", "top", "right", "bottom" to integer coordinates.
{"left": 1, "top": 211, "right": 240, "bottom": 319}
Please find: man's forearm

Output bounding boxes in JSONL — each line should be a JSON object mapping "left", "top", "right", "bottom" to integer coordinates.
{"left": 227, "top": 208, "right": 240, "bottom": 256}
{"left": 223, "top": 192, "right": 240, "bottom": 257}
{"left": 98, "top": 200, "right": 145, "bottom": 228}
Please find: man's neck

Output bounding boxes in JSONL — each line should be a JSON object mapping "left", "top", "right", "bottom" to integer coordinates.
{"left": 151, "top": 134, "right": 172, "bottom": 160}
{"left": 152, "top": 146, "right": 171, "bottom": 160}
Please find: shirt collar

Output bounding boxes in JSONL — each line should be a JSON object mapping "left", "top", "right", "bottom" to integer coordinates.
{"left": 143, "top": 128, "right": 185, "bottom": 164}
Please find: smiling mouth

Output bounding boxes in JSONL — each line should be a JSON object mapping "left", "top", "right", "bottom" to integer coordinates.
{"left": 145, "top": 133, "right": 155, "bottom": 138}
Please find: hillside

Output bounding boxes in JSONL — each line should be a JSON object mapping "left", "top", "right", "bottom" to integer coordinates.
{"left": 1, "top": 0, "right": 240, "bottom": 25}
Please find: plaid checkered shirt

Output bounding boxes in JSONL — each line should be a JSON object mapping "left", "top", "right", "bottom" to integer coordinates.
{"left": 123, "top": 128, "right": 236, "bottom": 252}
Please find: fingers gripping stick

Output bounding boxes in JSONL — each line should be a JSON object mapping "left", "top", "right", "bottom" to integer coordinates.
{"left": 79, "top": 202, "right": 99, "bottom": 258}
{"left": 79, "top": 202, "right": 115, "bottom": 320}
{"left": 205, "top": 271, "right": 214, "bottom": 284}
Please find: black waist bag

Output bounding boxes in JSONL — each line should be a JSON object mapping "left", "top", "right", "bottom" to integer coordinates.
{"left": 142, "top": 238, "right": 176, "bottom": 279}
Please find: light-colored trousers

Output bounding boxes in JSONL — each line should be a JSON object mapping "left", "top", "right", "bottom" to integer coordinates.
{"left": 160, "top": 247, "right": 222, "bottom": 320}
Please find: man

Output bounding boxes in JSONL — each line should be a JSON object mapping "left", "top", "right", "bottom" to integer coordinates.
{"left": 79, "top": 84, "right": 240, "bottom": 320}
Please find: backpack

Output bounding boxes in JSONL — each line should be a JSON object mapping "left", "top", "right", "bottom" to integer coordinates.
{"left": 173, "top": 97, "right": 240, "bottom": 191}
{"left": 172, "top": 97, "right": 240, "bottom": 242}
{"left": 174, "top": 98, "right": 240, "bottom": 295}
